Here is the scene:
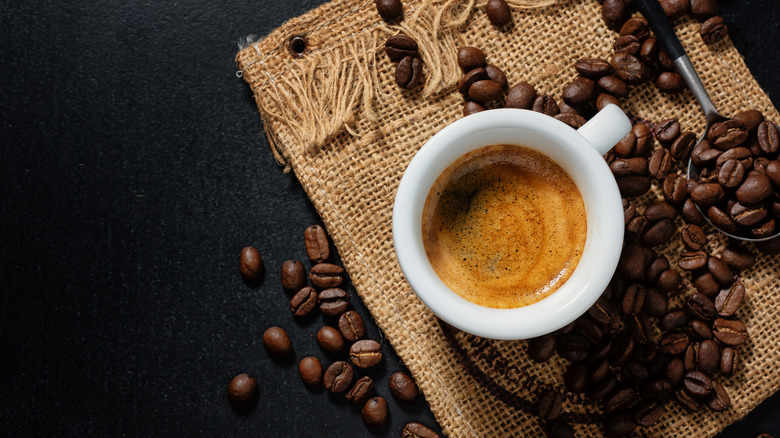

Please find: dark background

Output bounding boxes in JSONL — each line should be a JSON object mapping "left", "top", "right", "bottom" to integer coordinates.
{"left": 1, "top": 0, "right": 778, "bottom": 436}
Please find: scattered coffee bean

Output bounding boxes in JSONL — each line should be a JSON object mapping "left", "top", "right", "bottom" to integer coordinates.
{"left": 684, "top": 370, "right": 713, "bottom": 397}
{"left": 659, "top": 331, "right": 690, "bottom": 355}
{"left": 290, "top": 286, "right": 318, "bottom": 317}
{"left": 575, "top": 58, "right": 612, "bottom": 78}
{"left": 402, "top": 422, "right": 439, "bottom": 438}
{"left": 528, "top": 334, "right": 556, "bottom": 362}
{"left": 614, "top": 35, "right": 641, "bottom": 55}
{"left": 675, "top": 387, "right": 703, "bottom": 412}
{"left": 227, "top": 373, "right": 258, "bottom": 405}
{"left": 601, "top": 0, "right": 630, "bottom": 30}
{"left": 396, "top": 56, "right": 423, "bottom": 89}
{"left": 239, "top": 246, "right": 264, "bottom": 283}
{"left": 666, "top": 357, "right": 685, "bottom": 387}
{"left": 696, "top": 339, "right": 720, "bottom": 374}
{"left": 700, "top": 16, "right": 728, "bottom": 44}
{"left": 532, "top": 95, "right": 560, "bottom": 116}
{"left": 660, "top": 309, "right": 688, "bottom": 332}
{"left": 654, "top": 118, "right": 681, "bottom": 145}
{"left": 299, "top": 356, "right": 323, "bottom": 388}
{"left": 537, "top": 390, "right": 563, "bottom": 421}
{"left": 323, "top": 361, "right": 354, "bottom": 393}
{"left": 281, "top": 260, "right": 306, "bottom": 293}
{"left": 712, "top": 317, "right": 748, "bottom": 346}
{"left": 310, "top": 263, "right": 345, "bottom": 288}
{"left": 678, "top": 250, "right": 708, "bottom": 271}
{"left": 736, "top": 173, "right": 772, "bottom": 206}
{"left": 609, "top": 331, "right": 635, "bottom": 367}
{"left": 375, "top": 0, "right": 403, "bottom": 22}
{"left": 656, "top": 71, "right": 686, "bottom": 94}
{"left": 385, "top": 35, "right": 418, "bottom": 62}
{"left": 691, "top": 0, "right": 719, "bottom": 19}
{"left": 317, "top": 326, "right": 345, "bottom": 355}
{"left": 457, "top": 47, "right": 487, "bottom": 72}
{"left": 506, "top": 82, "right": 537, "bottom": 109}
{"left": 361, "top": 396, "right": 388, "bottom": 428}
{"left": 350, "top": 339, "right": 383, "bottom": 368}
{"left": 318, "top": 288, "right": 350, "bottom": 316}
{"left": 660, "top": 0, "right": 690, "bottom": 20}
{"left": 610, "top": 51, "right": 652, "bottom": 85}
{"left": 648, "top": 148, "right": 673, "bottom": 180}
{"left": 463, "top": 101, "right": 486, "bottom": 116}
{"left": 686, "top": 293, "right": 717, "bottom": 321}
{"left": 263, "top": 326, "right": 292, "bottom": 358}
{"left": 468, "top": 79, "right": 503, "bottom": 104}
{"left": 557, "top": 333, "right": 590, "bottom": 361}
{"left": 562, "top": 77, "right": 597, "bottom": 107}
{"left": 564, "top": 361, "right": 591, "bottom": 393}
{"left": 485, "top": 64, "right": 508, "bottom": 89}
{"left": 599, "top": 75, "right": 629, "bottom": 98}
{"left": 346, "top": 376, "right": 375, "bottom": 405}
{"left": 634, "top": 400, "right": 666, "bottom": 427}
{"left": 390, "top": 371, "right": 420, "bottom": 404}
{"left": 708, "top": 380, "right": 731, "bottom": 411}
{"left": 555, "top": 113, "right": 587, "bottom": 129}
{"left": 485, "top": 0, "right": 511, "bottom": 26}
{"left": 720, "top": 346, "right": 739, "bottom": 377}
{"left": 721, "top": 244, "right": 756, "bottom": 271}
{"left": 338, "top": 310, "right": 366, "bottom": 341}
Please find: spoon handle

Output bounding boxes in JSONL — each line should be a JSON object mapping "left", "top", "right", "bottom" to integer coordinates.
{"left": 634, "top": 0, "right": 722, "bottom": 124}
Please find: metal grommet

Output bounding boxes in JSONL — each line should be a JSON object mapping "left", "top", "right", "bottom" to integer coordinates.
{"left": 288, "top": 35, "right": 308, "bottom": 58}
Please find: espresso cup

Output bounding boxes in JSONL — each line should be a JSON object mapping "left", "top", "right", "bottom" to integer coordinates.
{"left": 392, "top": 104, "right": 631, "bottom": 340}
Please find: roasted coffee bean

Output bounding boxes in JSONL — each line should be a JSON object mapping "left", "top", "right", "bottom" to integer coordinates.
{"left": 590, "top": 358, "right": 611, "bottom": 383}
{"left": 239, "top": 246, "right": 264, "bottom": 283}
{"left": 318, "top": 288, "right": 350, "bottom": 316}
{"left": 708, "top": 205, "right": 739, "bottom": 233}
{"left": 691, "top": 139, "right": 723, "bottom": 167}
{"left": 718, "top": 159, "right": 746, "bottom": 189}
{"left": 694, "top": 272, "right": 720, "bottom": 297}
{"left": 646, "top": 256, "right": 670, "bottom": 284}
{"left": 610, "top": 51, "right": 652, "bottom": 85}
{"left": 658, "top": 47, "right": 676, "bottom": 70}
{"left": 537, "top": 390, "right": 563, "bottom": 421}
{"left": 263, "top": 326, "right": 292, "bottom": 358}
{"left": 691, "top": 183, "right": 725, "bottom": 207}
{"left": 505, "top": 82, "right": 536, "bottom": 109}
{"left": 657, "top": 269, "right": 682, "bottom": 294}
{"left": 767, "top": 160, "right": 780, "bottom": 187}
{"left": 457, "top": 47, "right": 487, "bottom": 72}
{"left": 605, "top": 388, "right": 638, "bottom": 413}
{"left": 643, "top": 287, "right": 668, "bottom": 318}
{"left": 680, "top": 224, "right": 706, "bottom": 251}
{"left": 338, "top": 310, "right": 366, "bottom": 341}
{"left": 666, "top": 357, "right": 685, "bottom": 387}
{"left": 598, "top": 75, "right": 629, "bottom": 98}
{"left": 323, "top": 361, "right": 354, "bottom": 393}
{"left": 641, "top": 377, "right": 673, "bottom": 399}
{"left": 655, "top": 71, "right": 686, "bottom": 94}
{"left": 346, "top": 376, "right": 375, "bottom": 405}
{"left": 648, "top": 148, "right": 673, "bottom": 180}
{"left": 616, "top": 175, "right": 652, "bottom": 197}
{"left": 614, "top": 35, "right": 641, "bottom": 55}
{"left": 612, "top": 129, "right": 637, "bottom": 158}
{"left": 532, "top": 95, "right": 560, "bottom": 116}
{"left": 663, "top": 173, "right": 687, "bottom": 206}
{"left": 655, "top": 118, "right": 681, "bottom": 145}
{"left": 707, "top": 380, "right": 731, "bottom": 411}
{"left": 620, "top": 16, "right": 650, "bottom": 40}
{"left": 557, "top": 333, "right": 590, "bottom": 361}
{"left": 688, "top": 318, "right": 712, "bottom": 340}
{"left": 670, "top": 132, "right": 696, "bottom": 161}
{"left": 678, "top": 250, "right": 708, "bottom": 271}
{"left": 290, "top": 287, "right": 318, "bottom": 317}
{"left": 588, "top": 297, "right": 616, "bottom": 325}
{"left": 640, "top": 37, "right": 659, "bottom": 64}
{"left": 643, "top": 217, "right": 676, "bottom": 247}
{"left": 602, "top": 0, "right": 629, "bottom": 30}
{"left": 385, "top": 35, "right": 418, "bottom": 62}
{"left": 562, "top": 77, "right": 597, "bottom": 106}
{"left": 609, "top": 332, "right": 635, "bottom": 367}
{"left": 317, "top": 326, "right": 345, "bottom": 355}
{"left": 659, "top": 331, "right": 690, "bottom": 355}
{"left": 622, "top": 284, "right": 646, "bottom": 316}
{"left": 350, "top": 339, "right": 383, "bottom": 368}
{"left": 389, "top": 371, "right": 420, "bottom": 403}
{"left": 685, "top": 344, "right": 699, "bottom": 371}
{"left": 375, "top": 0, "right": 403, "bottom": 22}
{"left": 686, "top": 293, "right": 717, "bottom": 321}
{"left": 700, "top": 16, "right": 728, "bottom": 44}
{"left": 645, "top": 200, "right": 678, "bottom": 222}
{"left": 696, "top": 339, "right": 720, "bottom": 374}
{"left": 675, "top": 387, "right": 703, "bottom": 412}
{"left": 756, "top": 157, "right": 771, "bottom": 173}
{"left": 304, "top": 225, "right": 330, "bottom": 264}
{"left": 564, "top": 361, "right": 591, "bottom": 393}
{"left": 707, "top": 256, "right": 732, "bottom": 284}
{"left": 299, "top": 356, "right": 324, "bottom": 388}
{"left": 720, "top": 346, "right": 739, "bottom": 377}
{"left": 574, "top": 317, "right": 604, "bottom": 344}
{"left": 468, "top": 79, "right": 503, "bottom": 104}
{"left": 712, "top": 318, "right": 748, "bottom": 346}
{"left": 575, "top": 58, "right": 612, "bottom": 78}
{"left": 463, "top": 101, "right": 486, "bottom": 116}
{"left": 628, "top": 312, "right": 653, "bottom": 344}
{"left": 735, "top": 110, "right": 765, "bottom": 134}
{"left": 721, "top": 244, "right": 756, "bottom": 270}
{"left": 660, "top": 0, "right": 690, "bottom": 20}
{"left": 626, "top": 216, "right": 648, "bottom": 244}
{"left": 528, "top": 334, "right": 556, "bottom": 362}
{"left": 591, "top": 338, "right": 615, "bottom": 362}
{"left": 634, "top": 400, "right": 666, "bottom": 427}
{"left": 757, "top": 121, "right": 780, "bottom": 155}
{"left": 737, "top": 173, "right": 773, "bottom": 205}
{"left": 545, "top": 420, "right": 575, "bottom": 438}
{"left": 681, "top": 198, "right": 706, "bottom": 225}
{"left": 402, "top": 422, "right": 439, "bottom": 438}
{"left": 660, "top": 309, "right": 689, "bottom": 331}
{"left": 708, "top": 119, "right": 748, "bottom": 150}
{"left": 554, "top": 113, "right": 587, "bottom": 129}
{"left": 751, "top": 218, "right": 777, "bottom": 238}
{"left": 610, "top": 157, "right": 648, "bottom": 177}
{"left": 484, "top": 64, "right": 508, "bottom": 88}
{"left": 362, "top": 396, "right": 388, "bottom": 428}
{"left": 227, "top": 373, "right": 258, "bottom": 406}
{"left": 691, "top": 0, "right": 719, "bottom": 19}
{"left": 310, "top": 263, "right": 345, "bottom": 288}
{"left": 485, "top": 0, "right": 511, "bottom": 26}
{"left": 396, "top": 56, "right": 423, "bottom": 89}
{"left": 622, "top": 360, "right": 649, "bottom": 386}
{"left": 716, "top": 146, "right": 752, "bottom": 169}
{"left": 587, "top": 371, "right": 617, "bottom": 401}
{"left": 684, "top": 371, "right": 713, "bottom": 397}
{"left": 281, "top": 260, "right": 306, "bottom": 293}
{"left": 604, "top": 410, "right": 637, "bottom": 438}
{"left": 558, "top": 100, "right": 582, "bottom": 116}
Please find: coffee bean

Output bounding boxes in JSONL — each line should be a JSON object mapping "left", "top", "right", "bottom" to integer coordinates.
{"left": 375, "top": 0, "right": 403, "bottom": 22}
{"left": 681, "top": 198, "right": 706, "bottom": 225}
{"left": 715, "top": 146, "right": 753, "bottom": 169}
{"left": 708, "top": 205, "right": 739, "bottom": 233}
{"left": 659, "top": 331, "right": 690, "bottom": 355}
{"left": 620, "top": 16, "right": 650, "bottom": 40}
{"left": 402, "top": 422, "right": 439, "bottom": 438}
{"left": 385, "top": 35, "right": 418, "bottom": 62}
{"left": 707, "top": 256, "right": 732, "bottom": 284}
{"left": 675, "top": 387, "right": 703, "bottom": 412}
{"left": 605, "top": 388, "right": 638, "bottom": 413}
{"left": 537, "top": 390, "right": 563, "bottom": 420}
{"left": 663, "top": 173, "right": 687, "bottom": 206}
{"left": 562, "top": 77, "right": 597, "bottom": 106}
{"left": 643, "top": 287, "right": 668, "bottom": 318}
{"left": 361, "top": 396, "right": 388, "bottom": 428}
{"left": 468, "top": 79, "right": 503, "bottom": 104}
{"left": 564, "top": 361, "right": 591, "bottom": 393}
{"left": 463, "top": 101, "right": 486, "bottom": 117}
{"left": 691, "top": 139, "right": 723, "bottom": 167}
{"left": 622, "top": 360, "right": 649, "bottom": 386}
{"left": 657, "top": 269, "right": 682, "bottom": 294}
{"left": 648, "top": 148, "right": 673, "bottom": 180}
{"left": 643, "top": 218, "right": 676, "bottom": 247}
{"left": 670, "top": 132, "right": 696, "bottom": 162}
{"left": 601, "top": 0, "right": 629, "bottom": 30}
{"left": 641, "top": 377, "right": 673, "bottom": 400}
{"left": 574, "top": 317, "right": 604, "bottom": 344}
{"left": 323, "top": 361, "right": 354, "bottom": 393}
{"left": 694, "top": 272, "right": 719, "bottom": 297}
{"left": 545, "top": 419, "right": 575, "bottom": 438}
{"left": 609, "top": 332, "right": 635, "bottom": 366}
{"left": 655, "top": 71, "right": 687, "bottom": 94}
{"left": 736, "top": 173, "right": 773, "bottom": 205}
{"left": 689, "top": 319, "right": 713, "bottom": 340}
{"left": 532, "top": 95, "right": 560, "bottom": 116}
{"left": 554, "top": 113, "right": 588, "bottom": 129}
{"left": 621, "top": 284, "right": 646, "bottom": 316}
{"left": 587, "top": 371, "right": 617, "bottom": 401}
{"left": 707, "top": 380, "right": 731, "bottom": 412}
{"left": 573, "top": 58, "right": 611, "bottom": 79}
{"left": 640, "top": 37, "right": 659, "bottom": 64}
{"left": 346, "top": 376, "right": 375, "bottom": 405}
{"left": 484, "top": 64, "right": 508, "bottom": 89}
{"left": 227, "top": 373, "right": 258, "bottom": 406}
{"left": 684, "top": 370, "right": 713, "bottom": 398}
{"left": 281, "top": 260, "right": 306, "bottom": 293}
{"left": 299, "top": 356, "right": 323, "bottom": 388}
{"left": 691, "top": 183, "right": 725, "bottom": 207}
{"left": 686, "top": 293, "right": 717, "bottom": 321}
{"left": 721, "top": 244, "right": 756, "bottom": 271}
{"left": 655, "top": 118, "right": 681, "bottom": 145}
{"left": 505, "top": 82, "right": 537, "bottom": 109}
{"left": 700, "top": 16, "right": 728, "bottom": 44}
{"left": 318, "top": 287, "right": 350, "bottom": 316}
{"left": 679, "top": 224, "right": 705, "bottom": 251}
{"left": 757, "top": 121, "right": 780, "bottom": 155}
{"left": 350, "top": 339, "right": 383, "bottom": 368}
{"left": 610, "top": 51, "right": 652, "bottom": 85}
{"left": 616, "top": 175, "right": 652, "bottom": 197}
{"left": 708, "top": 119, "right": 748, "bottom": 150}
{"left": 691, "top": 0, "right": 719, "bottom": 19}
{"left": 603, "top": 410, "right": 637, "bottom": 438}
{"left": 591, "top": 338, "right": 615, "bottom": 362}
{"left": 310, "top": 263, "right": 344, "bottom": 288}
{"left": 678, "top": 250, "right": 708, "bottom": 271}
{"left": 666, "top": 357, "right": 685, "bottom": 387}
{"left": 718, "top": 159, "right": 746, "bottom": 189}
{"left": 627, "top": 312, "right": 653, "bottom": 344}
{"left": 752, "top": 218, "right": 777, "bottom": 238}
{"left": 734, "top": 109, "right": 765, "bottom": 134}
{"left": 767, "top": 160, "right": 780, "bottom": 187}
{"left": 290, "top": 286, "right": 318, "bottom": 317}
{"left": 263, "top": 326, "right": 292, "bottom": 358}
{"left": 485, "top": 0, "right": 511, "bottom": 26}
{"left": 598, "top": 75, "right": 629, "bottom": 98}
{"left": 634, "top": 400, "right": 666, "bottom": 427}
{"left": 660, "top": 0, "right": 690, "bottom": 20}
{"left": 389, "top": 371, "right": 420, "bottom": 404}
{"left": 618, "top": 244, "right": 650, "bottom": 281}
{"left": 644, "top": 201, "right": 676, "bottom": 223}
{"left": 720, "top": 346, "right": 739, "bottom": 377}
{"left": 528, "top": 334, "right": 556, "bottom": 362}
{"left": 457, "top": 47, "right": 487, "bottom": 72}
{"left": 696, "top": 339, "right": 721, "bottom": 374}
{"left": 588, "top": 297, "right": 617, "bottom": 326}
{"left": 396, "top": 56, "right": 423, "bottom": 89}
{"left": 658, "top": 47, "right": 675, "bottom": 70}
{"left": 557, "top": 333, "right": 590, "bottom": 361}
{"left": 338, "top": 310, "right": 366, "bottom": 341}
{"left": 714, "top": 282, "right": 744, "bottom": 318}
{"left": 645, "top": 256, "right": 670, "bottom": 284}
{"left": 317, "top": 326, "right": 344, "bottom": 355}
{"left": 660, "top": 309, "right": 689, "bottom": 331}
{"left": 610, "top": 157, "right": 648, "bottom": 177}
{"left": 712, "top": 317, "right": 748, "bottom": 345}
{"left": 239, "top": 246, "right": 264, "bottom": 283}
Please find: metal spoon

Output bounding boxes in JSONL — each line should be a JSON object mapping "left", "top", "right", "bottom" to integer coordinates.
{"left": 635, "top": 0, "right": 780, "bottom": 242}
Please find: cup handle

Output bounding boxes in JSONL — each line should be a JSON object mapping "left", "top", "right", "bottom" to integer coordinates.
{"left": 576, "top": 104, "right": 633, "bottom": 156}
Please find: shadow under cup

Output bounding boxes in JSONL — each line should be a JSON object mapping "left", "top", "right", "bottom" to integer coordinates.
{"left": 392, "top": 109, "right": 625, "bottom": 340}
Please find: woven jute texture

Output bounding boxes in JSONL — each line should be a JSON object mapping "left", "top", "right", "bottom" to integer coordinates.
{"left": 237, "top": 0, "right": 780, "bottom": 436}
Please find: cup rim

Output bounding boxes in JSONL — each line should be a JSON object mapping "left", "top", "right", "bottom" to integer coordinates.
{"left": 392, "top": 109, "right": 624, "bottom": 340}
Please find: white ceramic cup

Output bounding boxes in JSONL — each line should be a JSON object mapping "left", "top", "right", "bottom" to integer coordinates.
{"left": 392, "top": 104, "right": 632, "bottom": 340}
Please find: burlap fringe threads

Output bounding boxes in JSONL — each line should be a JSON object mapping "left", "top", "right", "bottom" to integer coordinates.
{"left": 238, "top": 0, "right": 556, "bottom": 168}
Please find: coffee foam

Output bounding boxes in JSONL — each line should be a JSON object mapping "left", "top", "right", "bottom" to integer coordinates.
{"left": 422, "top": 144, "right": 587, "bottom": 309}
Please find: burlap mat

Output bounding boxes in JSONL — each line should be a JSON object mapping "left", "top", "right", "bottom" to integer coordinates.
{"left": 236, "top": 0, "right": 780, "bottom": 435}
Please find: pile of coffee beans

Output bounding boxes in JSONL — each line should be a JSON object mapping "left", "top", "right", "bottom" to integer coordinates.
{"left": 600, "top": 0, "right": 728, "bottom": 46}
{"left": 231, "top": 227, "right": 439, "bottom": 437}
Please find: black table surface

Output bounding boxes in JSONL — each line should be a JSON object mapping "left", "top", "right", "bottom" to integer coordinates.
{"left": 1, "top": 1, "right": 779, "bottom": 436}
